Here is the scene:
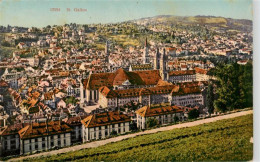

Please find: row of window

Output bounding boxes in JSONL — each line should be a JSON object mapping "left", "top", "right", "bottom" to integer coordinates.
{"left": 27, "top": 138, "right": 67, "bottom": 151}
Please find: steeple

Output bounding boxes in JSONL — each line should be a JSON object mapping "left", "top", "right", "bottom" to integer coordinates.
{"left": 143, "top": 38, "right": 149, "bottom": 64}
{"left": 159, "top": 48, "right": 168, "bottom": 80}
{"left": 105, "top": 40, "right": 109, "bottom": 55}
{"left": 154, "top": 47, "right": 160, "bottom": 70}
{"left": 105, "top": 40, "right": 109, "bottom": 63}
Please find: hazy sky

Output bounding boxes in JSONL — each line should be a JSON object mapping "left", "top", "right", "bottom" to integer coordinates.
{"left": 0, "top": 0, "right": 253, "bottom": 27}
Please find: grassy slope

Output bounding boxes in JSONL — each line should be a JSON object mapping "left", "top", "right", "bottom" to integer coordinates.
{"left": 26, "top": 114, "right": 253, "bottom": 161}
{"left": 0, "top": 33, "right": 17, "bottom": 59}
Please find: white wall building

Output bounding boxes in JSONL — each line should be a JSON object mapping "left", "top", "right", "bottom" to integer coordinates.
{"left": 99, "top": 82, "right": 206, "bottom": 108}
{"left": 136, "top": 105, "right": 187, "bottom": 129}
{"left": 18, "top": 121, "right": 72, "bottom": 154}
{"left": 81, "top": 111, "right": 131, "bottom": 142}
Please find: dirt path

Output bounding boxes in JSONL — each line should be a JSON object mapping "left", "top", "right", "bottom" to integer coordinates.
{"left": 9, "top": 110, "right": 253, "bottom": 161}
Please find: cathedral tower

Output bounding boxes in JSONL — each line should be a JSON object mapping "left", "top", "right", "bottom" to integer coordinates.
{"left": 105, "top": 40, "right": 109, "bottom": 63}
{"left": 143, "top": 38, "right": 150, "bottom": 64}
{"left": 159, "top": 48, "right": 168, "bottom": 80}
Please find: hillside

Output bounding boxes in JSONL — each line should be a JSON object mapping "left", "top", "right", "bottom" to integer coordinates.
{"left": 26, "top": 114, "right": 253, "bottom": 161}
{"left": 132, "top": 15, "right": 252, "bottom": 32}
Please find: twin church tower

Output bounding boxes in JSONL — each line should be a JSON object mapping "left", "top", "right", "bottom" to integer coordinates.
{"left": 105, "top": 38, "right": 168, "bottom": 80}
{"left": 143, "top": 38, "right": 168, "bottom": 80}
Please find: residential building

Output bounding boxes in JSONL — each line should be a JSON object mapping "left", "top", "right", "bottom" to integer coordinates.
{"left": 65, "top": 116, "right": 82, "bottom": 144}
{"left": 0, "top": 123, "right": 25, "bottom": 156}
{"left": 81, "top": 111, "right": 131, "bottom": 142}
{"left": 135, "top": 105, "right": 186, "bottom": 129}
{"left": 98, "top": 81, "right": 205, "bottom": 108}
{"left": 168, "top": 70, "right": 196, "bottom": 83}
{"left": 18, "top": 121, "right": 72, "bottom": 154}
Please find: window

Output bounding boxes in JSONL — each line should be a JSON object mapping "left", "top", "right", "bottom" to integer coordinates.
{"left": 11, "top": 145, "right": 16, "bottom": 150}
{"left": 42, "top": 137, "right": 45, "bottom": 141}
{"left": 11, "top": 140, "right": 16, "bottom": 145}
{"left": 42, "top": 143, "right": 45, "bottom": 148}
{"left": 35, "top": 144, "right": 38, "bottom": 150}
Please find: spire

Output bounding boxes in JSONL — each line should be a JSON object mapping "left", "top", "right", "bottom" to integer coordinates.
{"left": 105, "top": 40, "right": 109, "bottom": 63}
{"left": 105, "top": 40, "right": 109, "bottom": 54}
{"left": 143, "top": 38, "right": 149, "bottom": 64}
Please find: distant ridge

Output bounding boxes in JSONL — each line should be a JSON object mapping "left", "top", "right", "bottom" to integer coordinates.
{"left": 129, "top": 15, "right": 252, "bottom": 32}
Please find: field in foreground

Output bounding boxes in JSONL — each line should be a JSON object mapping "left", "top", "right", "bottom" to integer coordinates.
{"left": 26, "top": 114, "right": 253, "bottom": 161}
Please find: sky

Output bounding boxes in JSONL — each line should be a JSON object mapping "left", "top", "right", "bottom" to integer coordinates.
{"left": 0, "top": 0, "right": 253, "bottom": 27}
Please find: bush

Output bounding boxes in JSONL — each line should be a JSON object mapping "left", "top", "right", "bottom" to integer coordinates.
{"left": 146, "top": 117, "right": 158, "bottom": 128}
{"left": 1, "top": 41, "right": 11, "bottom": 47}
{"left": 188, "top": 109, "right": 200, "bottom": 119}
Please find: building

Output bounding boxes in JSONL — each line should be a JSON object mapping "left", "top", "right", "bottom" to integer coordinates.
{"left": 153, "top": 48, "right": 168, "bottom": 80}
{"left": 0, "top": 123, "right": 25, "bottom": 156}
{"left": 0, "top": 105, "right": 9, "bottom": 127}
{"left": 64, "top": 116, "right": 82, "bottom": 144}
{"left": 168, "top": 70, "right": 196, "bottom": 83}
{"left": 105, "top": 40, "right": 110, "bottom": 63}
{"left": 81, "top": 111, "right": 131, "bottom": 142}
{"left": 1, "top": 69, "right": 24, "bottom": 89}
{"left": 143, "top": 38, "right": 150, "bottom": 64}
{"left": 98, "top": 81, "right": 205, "bottom": 108}
{"left": 135, "top": 105, "right": 186, "bottom": 129}
{"left": 82, "top": 68, "right": 161, "bottom": 104}
{"left": 194, "top": 67, "right": 213, "bottom": 81}
{"left": 18, "top": 121, "right": 72, "bottom": 154}
{"left": 169, "top": 86, "right": 204, "bottom": 106}
{"left": 129, "top": 64, "right": 153, "bottom": 71}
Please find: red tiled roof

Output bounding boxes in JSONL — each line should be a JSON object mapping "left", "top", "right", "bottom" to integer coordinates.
{"left": 194, "top": 67, "right": 209, "bottom": 75}
{"left": 0, "top": 123, "right": 28, "bottom": 136}
{"left": 18, "top": 121, "right": 72, "bottom": 140}
{"left": 168, "top": 70, "right": 195, "bottom": 76}
{"left": 65, "top": 116, "right": 82, "bottom": 126}
{"left": 84, "top": 68, "right": 161, "bottom": 90}
{"left": 99, "top": 84, "right": 200, "bottom": 98}
{"left": 0, "top": 80, "right": 8, "bottom": 87}
{"left": 81, "top": 111, "right": 131, "bottom": 128}
{"left": 136, "top": 105, "right": 185, "bottom": 117}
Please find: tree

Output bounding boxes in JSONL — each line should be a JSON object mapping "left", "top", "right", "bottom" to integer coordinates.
{"left": 110, "top": 130, "right": 117, "bottom": 136}
{"left": 239, "top": 63, "right": 253, "bottom": 107}
{"left": 214, "top": 99, "right": 227, "bottom": 112}
{"left": 130, "top": 122, "right": 138, "bottom": 131}
{"left": 1, "top": 41, "right": 11, "bottom": 47}
{"left": 146, "top": 118, "right": 158, "bottom": 128}
{"left": 173, "top": 115, "right": 179, "bottom": 123}
{"left": 188, "top": 109, "right": 200, "bottom": 119}
{"left": 65, "top": 96, "right": 78, "bottom": 105}
{"left": 206, "top": 83, "right": 214, "bottom": 116}
{"left": 213, "top": 62, "right": 253, "bottom": 111}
